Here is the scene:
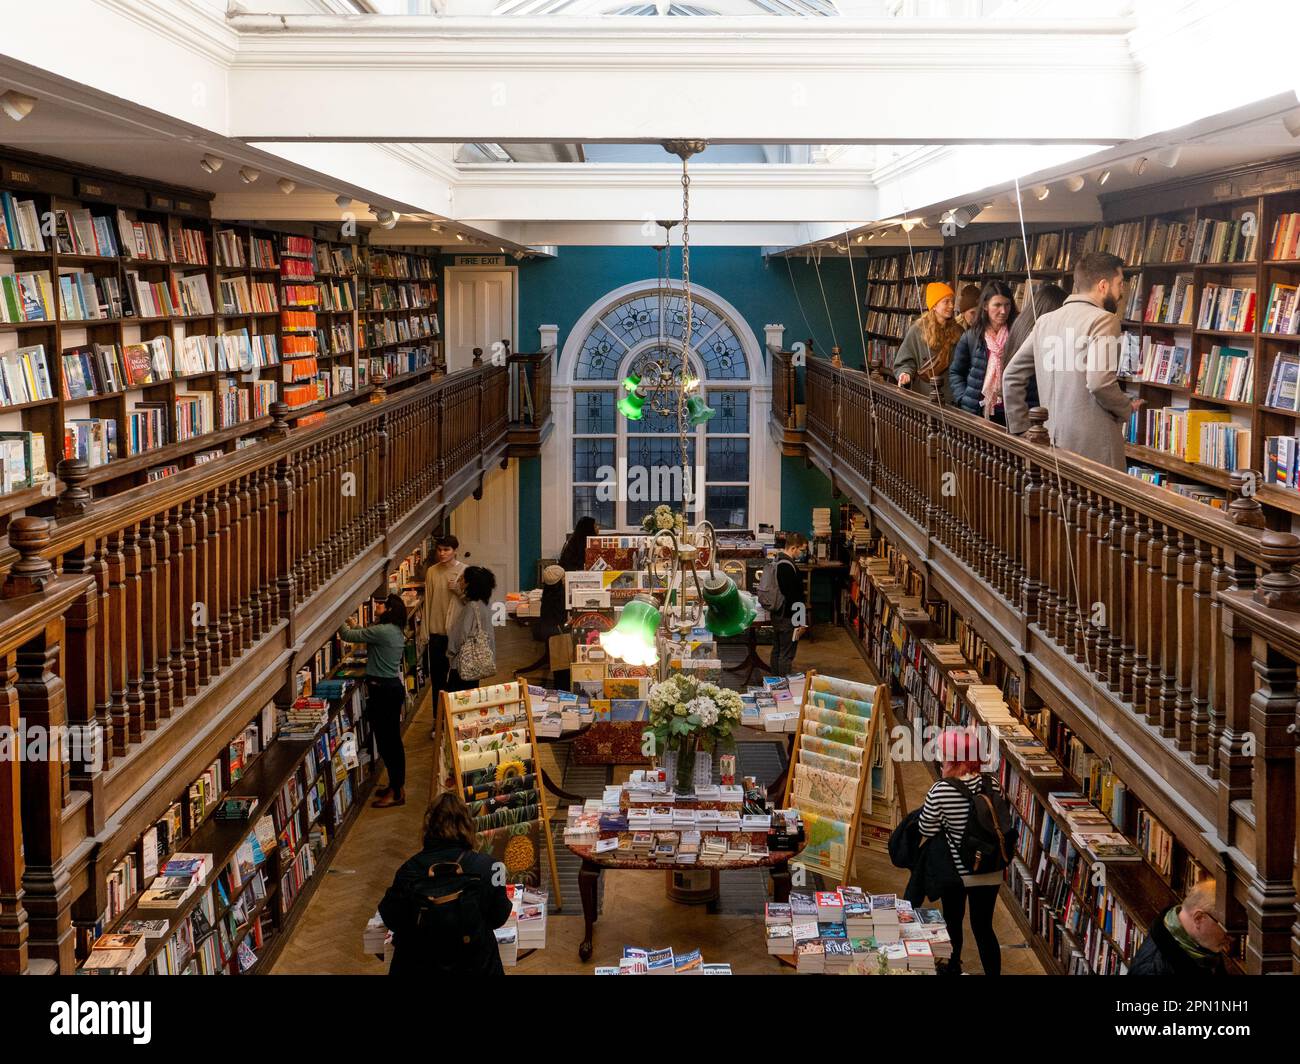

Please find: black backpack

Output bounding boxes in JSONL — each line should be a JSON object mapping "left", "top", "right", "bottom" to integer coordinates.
{"left": 410, "top": 853, "right": 492, "bottom": 970}
{"left": 945, "top": 774, "right": 1017, "bottom": 875}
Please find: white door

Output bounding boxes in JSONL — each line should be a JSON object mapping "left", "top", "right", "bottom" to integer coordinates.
{"left": 444, "top": 268, "right": 515, "bottom": 372}
{"left": 451, "top": 462, "right": 519, "bottom": 599}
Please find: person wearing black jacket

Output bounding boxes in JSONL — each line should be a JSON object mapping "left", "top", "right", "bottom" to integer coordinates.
{"left": 769, "top": 532, "right": 808, "bottom": 676}
{"left": 948, "top": 280, "right": 1017, "bottom": 422}
{"left": 378, "top": 794, "right": 514, "bottom": 976}
{"left": 1127, "top": 879, "right": 1229, "bottom": 976}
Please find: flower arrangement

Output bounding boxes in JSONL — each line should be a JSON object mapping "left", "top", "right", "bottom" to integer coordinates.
{"left": 641, "top": 504, "right": 687, "bottom": 535}
{"left": 646, "top": 673, "right": 744, "bottom": 791}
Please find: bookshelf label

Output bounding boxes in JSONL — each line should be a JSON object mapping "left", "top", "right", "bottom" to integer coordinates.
{"left": 148, "top": 192, "right": 176, "bottom": 212}
{"left": 2, "top": 162, "right": 74, "bottom": 196}
{"left": 77, "top": 177, "right": 148, "bottom": 208}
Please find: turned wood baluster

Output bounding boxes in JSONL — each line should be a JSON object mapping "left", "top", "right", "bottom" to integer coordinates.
{"left": 1173, "top": 532, "right": 1196, "bottom": 752}
{"left": 1060, "top": 482, "right": 1081, "bottom": 658}
{"left": 289, "top": 451, "right": 307, "bottom": 606}
{"left": 1021, "top": 457, "right": 1043, "bottom": 628}
{"left": 120, "top": 524, "right": 145, "bottom": 743}
{"left": 83, "top": 536, "right": 113, "bottom": 762}
{"left": 1128, "top": 515, "right": 1150, "bottom": 718}
{"left": 277, "top": 455, "right": 296, "bottom": 625}
{"left": 245, "top": 473, "right": 262, "bottom": 641}
{"left": 150, "top": 513, "right": 173, "bottom": 722}
{"left": 1206, "top": 547, "right": 1230, "bottom": 778}
{"left": 60, "top": 542, "right": 104, "bottom": 801}
{"left": 1094, "top": 495, "right": 1114, "bottom": 683}
{"left": 203, "top": 489, "right": 224, "bottom": 673}
{"left": 306, "top": 443, "right": 323, "bottom": 593}
{"left": 1143, "top": 520, "right": 1165, "bottom": 725}
{"left": 166, "top": 507, "right": 187, "bottom": 702}
{"left": 135, "top": 517, "right": 159, "bottom": 731}
{"left": 1189, "top": 539, "right": 1213, "bottom": 765}
{"left": 215, "top": 483, "right": 235, "bottom": 667}
{"left": 1157, "top": 528, "right": 1180, "bottom": 738}
{"left": 0, "top": 653, "right": 26, "bottom": 975}
{"left": 234, "top": 474, "right": 251, "bottom": 652}
{"left": 1114, "top": 506, "right": 1136, "bottom": 700}
{"left": 1103, "top": 499, "right": 1124, "bottom": 691}
{"left": 1083, "top": 490, "right": 1102, "bottom": 669}
{"left": 182, "top": 498, "right": 205, "bottom": 691}
{"left": 1042, "top": 478, "right": 1061, "bottom": 640}
{"left": 260, "top": 465, "right": 274, "bottom": 630}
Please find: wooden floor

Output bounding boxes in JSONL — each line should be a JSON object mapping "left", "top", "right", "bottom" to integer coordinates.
{"left": 272, "top": 623, "right": 1043, "bottom": 975}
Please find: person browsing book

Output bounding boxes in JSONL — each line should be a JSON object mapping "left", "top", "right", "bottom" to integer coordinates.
{"left": 758, "top": 533, "right": 808, "bottom": 677}
{"left": 446, "top": 566, "right": 498, "bottom": 692}
{"left": 379, "top": 794, "right": 514, "bottom": 976}
{"left": 918, "top": 727, "right": 1014, "bottom": 975}
{"left": 423, "top": 534, "right": 466, "bottom": 713}
{"left": 892, "top": 283, "right": 963, "bottom": 402}
{"left": 340, "top": 593, "right": 409, "bottom": 808}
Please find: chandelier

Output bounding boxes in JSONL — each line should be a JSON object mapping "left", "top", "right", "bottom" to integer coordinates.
{"left": 600, "top": 140, "right": 755, "bottom": 671}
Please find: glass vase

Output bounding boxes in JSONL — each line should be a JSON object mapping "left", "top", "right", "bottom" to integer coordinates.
{"left": 674, "top": 735, "right": 697, "bottom": 795}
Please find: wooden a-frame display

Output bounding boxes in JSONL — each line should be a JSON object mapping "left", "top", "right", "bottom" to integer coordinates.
{"left": 781, "top": 669, "right": 886, "bottom": 886}
{"left": 436, "top": 679, "right": 562, "bottom": 907}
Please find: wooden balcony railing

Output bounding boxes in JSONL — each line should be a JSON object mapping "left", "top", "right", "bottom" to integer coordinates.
{"left": 0, "top": 364, "right": 511, "bottom": 974}
{"left": 768, "top": 348, "right": 804, "bottom": 456}
{"left": 507, "top": 349, "right": 555, "bottom": 457}
{"left": 796, "top": 355, "right": 1300, "bottom": 973}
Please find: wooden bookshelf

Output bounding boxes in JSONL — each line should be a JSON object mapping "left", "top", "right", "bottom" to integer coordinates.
{"left": 0, "top": 147, "right": 444, "bottom": 521}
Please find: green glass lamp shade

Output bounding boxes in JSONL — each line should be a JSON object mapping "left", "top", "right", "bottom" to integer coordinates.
{"left": 621, "top": 373, "right": 642, "bottom": 393}
{"left": 702, "top": 575, "right": 757, "bottom": 637}
{"left": 617, "top": 390, "right": 646, "bottom": 421}
{"left": 599, "top": 596, "right": 661, "bottom": 666}
{"left": 686, "top": 395, "right": 715, "bottom": 426}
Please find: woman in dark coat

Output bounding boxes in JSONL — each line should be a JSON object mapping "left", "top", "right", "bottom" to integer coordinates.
{"left": 378, "top": 794, "right": 514, "bottom": 976}
{"left": 557, "top": 516, "right": 599, "bottom": 573}
{"left": 949, "top": 280, "right": 1017, "bottom": 423}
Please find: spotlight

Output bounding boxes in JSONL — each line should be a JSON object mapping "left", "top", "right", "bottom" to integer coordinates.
{"left": 900, "top": 219, "right": 916, "bottom": 233}
{"left": 455, "top": 233, "right": 465, "bottom": 241}
{"left": 1096, "top": 169, "right": 1112, "bottom": 186}
{"left": 1065, "top": 175, "right": 1086, "bottom": 193}
{"left": 430, "top": 223, "right": 444, "bottom": 232}
{"left": 1156, "top": 146, "right": 1182, "bottom": 169}
{"left": 1284, "top": 112, "right": 1300, "bottom": 139}
{"left": 855, "top": 234, "right": 864, "bottom": 244}
{"left": 1131, "top": 157, "right": 1149, "bottom": 177}
{"left": 379, "top": 215, "right": 398, "bottom": 230}
{"left": 277, "top": 177, "right": 296, "bottom": 194}
{"left": 1, "top": 90, "right": 37, "bottom": 121}
{"left": 238, "top": 167, "right": 260, "bottom": 184}
{"left": 1034, "top": 185, "right": 1051, "bottom": 201}
{"left": 335, "top": 194, "right": 353, "bottom": 208}
{"left": 199, "top": 154, "right": 224, "bottom": 174}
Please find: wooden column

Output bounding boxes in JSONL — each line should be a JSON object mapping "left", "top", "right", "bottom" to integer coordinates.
{"left": 0, "top": 649, "right": 26, "bottom": 974}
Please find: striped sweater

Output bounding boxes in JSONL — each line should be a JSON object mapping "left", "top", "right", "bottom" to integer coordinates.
{"left": 918, "top": 772, "right": 1006, "bottom": 884}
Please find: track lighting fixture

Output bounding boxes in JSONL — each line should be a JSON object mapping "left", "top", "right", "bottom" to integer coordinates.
{"left": 855, "top": 234, "right": 864, "bottom": 244}
{"left": 335, "top": 194, "right": 353, "bottom": 208}
{"left": 1096, "top": 169, "right": 1112, "bottom": 186}
{"left": 900, "top": 219, "right": 916, "bottom": 233}
{"left": 1285, "top": 112, "right": 1300, "bottom": 139}
{"left": 430, "top": 223, "right": 444, "bottom": 232}
{"left": 1156, "top": 146, "right": 1182, "bottom": 169}
{"left": 1132, "top": 157, "right": 1149, "bottom": 177}
{"left": 277, "top": 177, "right": 296, "bottom": 194}
{"left": 199, "top": 154, "right": 224, "bottom": 174}
{"left": 1033, "top": 185, "right": 1051, "bottom": 201}
{"left": 455, "top": 232, "right": 465, "bottom": 241}
{"left": 1065, "top": 175, "right": 1086, "bottom": 193}
{"left": 1, "top": 90, "right": 37, "bottom": 122}
{"left": 238, "top": 167, "right": 260, "bottom": 184}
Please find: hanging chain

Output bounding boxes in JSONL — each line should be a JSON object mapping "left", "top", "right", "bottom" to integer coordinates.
{"left": 679, "top": 154, "right": 692, "bottom": 512}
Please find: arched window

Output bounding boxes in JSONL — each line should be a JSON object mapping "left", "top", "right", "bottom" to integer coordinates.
{"left": 564, "top": 281, "right": 756, "bottom": 531}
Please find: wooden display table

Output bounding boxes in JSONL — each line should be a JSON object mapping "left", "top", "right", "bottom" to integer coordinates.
{"left": 563, "top": 839, "right": 793, "bottom": 961}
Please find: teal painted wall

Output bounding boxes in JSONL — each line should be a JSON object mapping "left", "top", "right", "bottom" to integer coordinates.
{"left": 514, "top": 246, "right": 861, "bottom": 587}
{"left": 517, "top": 456, "right": 541, "bottom": 586}
{"left": 780, "top": 454, "right": 836, "bottom": 536}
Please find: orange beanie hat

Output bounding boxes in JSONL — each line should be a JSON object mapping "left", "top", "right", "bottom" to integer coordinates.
{"left": 925, "top": 282, "right": 955, "bottom": 311}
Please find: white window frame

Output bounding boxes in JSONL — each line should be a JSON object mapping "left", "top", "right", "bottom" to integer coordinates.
{"left": 543, "top": 278, "right": 776, "bottom": 557}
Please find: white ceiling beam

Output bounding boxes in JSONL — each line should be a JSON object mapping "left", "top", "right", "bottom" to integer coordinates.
{"left": 450, "top": 163, "right": 875, "bottom": 220}
{"left": 226, "top": 14, "right": 1138, "bottom": 142}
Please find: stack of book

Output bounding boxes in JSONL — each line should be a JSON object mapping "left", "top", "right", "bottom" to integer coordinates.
{"left": 79, "top": 932, "right": 148, "bottom": 974}
{"left": 279, "top": 696, "right": 329, "bottom": 739}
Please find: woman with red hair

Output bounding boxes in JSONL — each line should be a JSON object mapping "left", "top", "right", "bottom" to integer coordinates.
{"left": 918, "top": 727, "right": 1010, "bottom": 974}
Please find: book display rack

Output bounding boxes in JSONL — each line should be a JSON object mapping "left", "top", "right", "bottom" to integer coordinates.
{"left": 781, "top": 670, "right": 884, "bottom": 886}
{"left": 437, "top": 680, "right": 563, "bottom": 904}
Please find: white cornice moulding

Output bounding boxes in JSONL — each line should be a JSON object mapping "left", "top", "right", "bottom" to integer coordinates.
{"left": 101, "top": 0, "right": 241, "bottom": 64}
{"left": 450, "top": 163, "right": 878, "bottom": 190}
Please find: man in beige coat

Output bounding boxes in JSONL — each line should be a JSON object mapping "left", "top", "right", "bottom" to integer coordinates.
{"left": 1002, "top": 251, "right": 1141, "bottom": 470}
